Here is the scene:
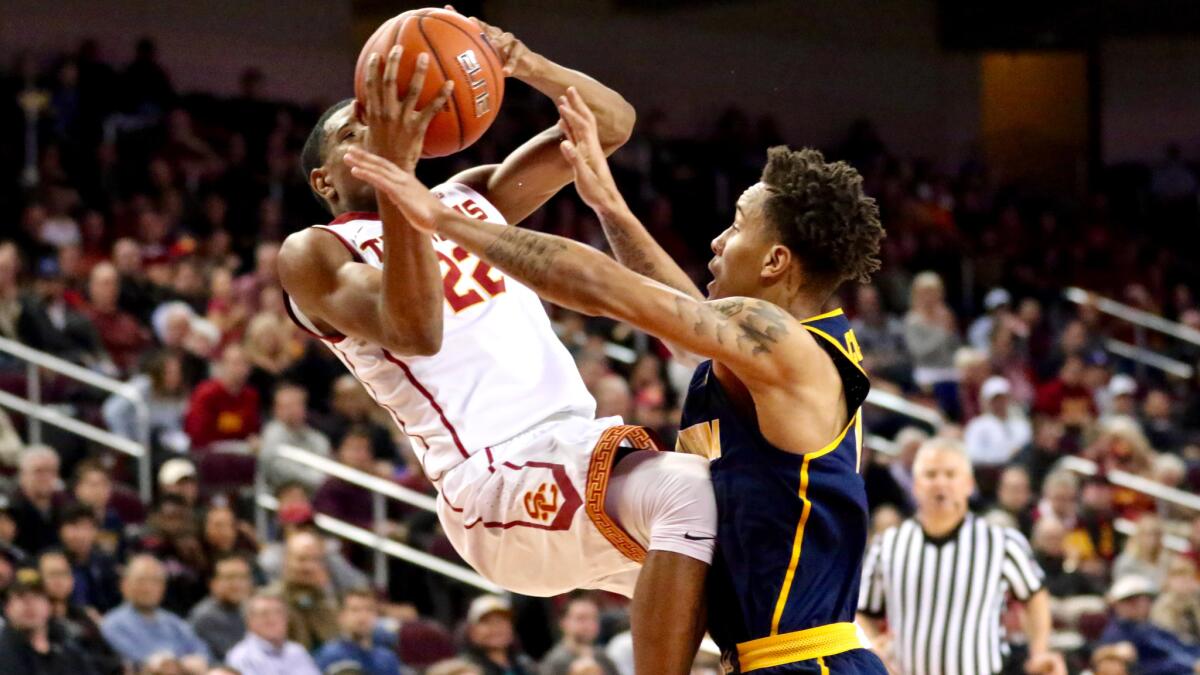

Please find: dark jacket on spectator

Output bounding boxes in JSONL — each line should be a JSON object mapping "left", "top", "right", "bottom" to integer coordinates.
{"left": 55, "top": 604, "right": 124, "bottom": 675}
{"left": 1100, "top": 617, "right": 1200, "bottom": 675}
{"left": 10, "top": 490, "right": 65, "bottom": 555}
{"left": 68, "top": 545, "right": 122, "bottom": 613}
{"left": 462, "top": 646, "right": 537, "bottom": 675}
{"left": 0, "top": 620, "right": 99, "bottom": 675}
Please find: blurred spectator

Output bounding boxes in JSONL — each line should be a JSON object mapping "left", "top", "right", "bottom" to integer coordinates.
{"left": 258, "top": 494, "right": 369, "bottom": 596}
{"left": 314, "top": 427, "right": 383, "bottom": 529}
{"left": 1030, "top": 518, "right": 1102, "bottom": 599}
{"left": 184, "top": 343, "right": 260, "bottom": 452}
{"left": 225, "top": 591, "right": 320, "bottom": 675}
{"left": 0, "top": 566, "right": 96, "bottom": 674}
{"left": 1150, "top": 144, "right": 1198, "bottom": 204}
{"left": 954, "top": 347, "right": 990, "bottom": 423}
{"left": 134, "top": 494, "right": 207, "bottom": 615}
{"left": 314, "top": 376, "right": 398, "bottom": 466}
{"left": 1099, "top": 374, "right": 1139, "bottom": 421}
{"left": 243, "top": 311, "right": 299, "bottom": 410}
{"left": 70, "top": 460, "right": 126, "bottom": 556}
{"left": 24, "top": 255, "right": 108, "bottom": 368}
{"left": 315, "top": 589, "right": 404, "bottom": 675}
{"left": 1141, "top": 389, "right": 1184, "bottom": 454}
{"left": 1015, "top": 417, "right": 1067, "bottom": 493}
{"left": 1033, "top": 355, "right": 1096, "bottom": 429}
{"left": 11, "top": 445, "right": 66, "bottom": 555}
{"left": 963, "top": 376, "right": 1031, "bottom": 469}
{"left": 265, "top": 530, "right": 339, "bottom": 651}
{"left": 850, "top": 284, "right": 910, "bottom": 385}
{"left": 234, "top": 242, "right": 280, "bottom": 313}
{"left": 159, "top": 458, "right": 200, "bottom": 508}
{"left": 1114, "top": 515, "right": 1171, "bottom": 588}
{"left": 102, "top": 349, "right": 190, "bottom": 454}
{"left": 100, "top": 554, "right": 210, "bottom": 672}
{"left": 592, "top": 373, "right": 633, "bottom": 421}
{"left": 1087, "top": 417, "right": 1158, "bottom": 517}
{"left": 967, "top": 287, "right": 1011, "bottom": 351}
{"left": 460, "top": 595, "right": 536, "bottom": 675}
{"left": 199, "top": 504, "right": 258, "bottom": 580}
{"left": 1100, "top": 575, "right": 1200, "bottom": 674}
{"left": 1151, "top": 555, "right": 1200, "bottom": 645}
{"left": 59, "top": 502, "right": 121, "bottom": 613}
{"left": 38, "top": 548, "right": 124, "bottom": 675}
{"left": 188, "top": 553, "right": 252, "bottom": 661}
{"left": 260, "top": 382, "right": 332, "bottom": 491}
{"left": 427, "top": 659, "right": 485, "bottom": 675}
{"left": 903, "top": 271, "right": 961, "bottom": 413}
{"left": 538, "top": 593, "right": 619, "bottom": 675}
{"left": 991, "top": 466, "right": 1034, "bottom": 536}
{"left": 83, "top": 261, "right": 152, "bottom": 376}
{"left": 863, "top": 426, "right": 927, "bottom": 516}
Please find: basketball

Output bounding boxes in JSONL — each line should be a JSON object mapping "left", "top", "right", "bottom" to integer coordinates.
{"left": 355, "top": 8, "right": 505, "bottom": 158}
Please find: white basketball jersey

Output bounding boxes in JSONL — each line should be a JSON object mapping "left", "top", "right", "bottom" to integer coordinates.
{"left": 286, "top": 182, "right": 596, "bottom": 481}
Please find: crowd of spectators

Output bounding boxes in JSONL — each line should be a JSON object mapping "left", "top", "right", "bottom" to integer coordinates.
{"left": 1, "top": 33, "right": 1200, "bottom": 675}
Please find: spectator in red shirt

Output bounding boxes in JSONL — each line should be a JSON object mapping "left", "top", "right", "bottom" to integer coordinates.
{"left": 184, "top": 343, "right": 260, "bottom": 451}
{"left": 1033, "top": 354, "right": 1097, "bottom": 428}
{"left": 83, "top": 261, "right": 152, "bottom": 376}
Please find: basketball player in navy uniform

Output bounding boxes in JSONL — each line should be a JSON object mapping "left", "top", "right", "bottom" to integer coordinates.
{"left": 343, "top": 89, "right": 888, "bottom": 673}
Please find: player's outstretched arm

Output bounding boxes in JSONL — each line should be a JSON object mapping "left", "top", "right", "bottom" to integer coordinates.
{"left": 557, "top": 86, "right": 704, "bottom": 302}
{"left": 442, "top": 10, "right": 636, "bottom": 226}
{"left": 347, "top": 148, "right": 808, "bottom": 385}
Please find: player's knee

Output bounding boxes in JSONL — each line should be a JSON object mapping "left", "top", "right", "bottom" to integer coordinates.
{"left": 647, "top": 452, "right": 717, "bottom": 563}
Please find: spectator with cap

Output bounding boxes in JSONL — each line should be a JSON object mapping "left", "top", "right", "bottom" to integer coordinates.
{"left": 38, "top": 549, "right": 124, "bottom": 675}
{"left": 183, "top": 343, "right": 260, "bottom": 452}
{"left": 1100, "top": 575, "right": 1200, "bottom": 674}
{"left": 11, "top": 445, "right": 67, "bottom": 556}
{"left": 1100, "top": 374, "right": 1139, "bottom": 421}
{"left": 188, "top": 553, "right": 253, "bottom": 661}
{"left": 460, "top": 594, "right": 536, "bottom": 675}
{"left": 70, "top": 460, "right": 126, "bottom": 557}
{"left": 258, "top": 485, "right": 369, "bottom": 594}
{"left": 0, "top": 566, "right": 97, "bottom": 674}
{"left": 265, "top": 530, "right": 340, "bottom": 650}
{"left": 159, "top": 458, "right": 201, "bottom": 508}
{"left": 968, "top": 287, "right": 1012, "bottom": 351}
{"left": 225, "top": 591, "right": 320, "bottom": 675}
{"left": 538, "top": 592, "right": 620, "bottom": 675}
{"left": 59, "top": 502, "right": 121, "bottom": 613}
{"left": 259, "top": 382, "right": 332, "bottom": 491}
{"left": 101, "top": 554, "right": 210, "bottom": 673}
{"left": 1151, "top": 555, "right": 1200, "bottom": 645}
{"left": 964, "top": 376, "right": 1032, "bottom": 468}
{"left": 315, "top": 588, "right": 403, "bottom": 675}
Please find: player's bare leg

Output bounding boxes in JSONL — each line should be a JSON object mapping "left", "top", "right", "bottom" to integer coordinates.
{"left": 631, "top": 550, "right": 708, "bottom": 675}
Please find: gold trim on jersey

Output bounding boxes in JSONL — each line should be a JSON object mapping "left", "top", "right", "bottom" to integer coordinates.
{"left": 676, "top": 419, "right": 722, "bottom": 459}
{"left": 768, "top": 418, "right": 854, "bottom": 635}
{"left": 737, "top": 622, "right": 862, "bottom": 672}
{"left": 799, "top": 308, "right": 845, "bottom": 323}
{"left": 802, "top": 324, "right": 868, "bottom": 377}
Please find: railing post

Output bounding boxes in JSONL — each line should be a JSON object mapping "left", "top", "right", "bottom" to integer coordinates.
{"left": 26, "top": 362, "right": 41, "bottom": 445}
{"left": 1133, "top": 324, "right": 1147, "bottom": 380}
{"left": 134, "top": 399, "right": 152, "bottom": 503}
{"left": 373, "top": 491, "right": 388, "bottom": 592}
{"left": 254, "top": 459, "right": 269, "bottom": 546}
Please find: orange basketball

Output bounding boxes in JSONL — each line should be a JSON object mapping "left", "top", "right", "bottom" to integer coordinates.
{"left": 355, "top": 8, "right": 505, "bottom": 158}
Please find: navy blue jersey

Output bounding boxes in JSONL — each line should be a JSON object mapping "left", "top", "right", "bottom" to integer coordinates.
{"left": 678, "top": 308, "right": 881, "bottom": 673}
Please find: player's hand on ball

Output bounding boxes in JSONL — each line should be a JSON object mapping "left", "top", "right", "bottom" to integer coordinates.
{"left": 344, "top": 148, "right": 450, "bottom": 234}
{"left": 444, "top": 5, "right": 532, "bottom": 77}
{"left": 557, "top": 86, "right": 622, "bottom": 211}
{"left": 360, "top": 45, "right": 454, "bottom": 171}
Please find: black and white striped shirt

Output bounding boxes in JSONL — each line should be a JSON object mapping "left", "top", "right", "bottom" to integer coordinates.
{"left": 858, "top": 513, "right": 1044, "bottom": 675}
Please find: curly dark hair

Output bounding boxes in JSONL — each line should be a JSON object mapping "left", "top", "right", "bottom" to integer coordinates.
{"left": 759, "top": 146, "right": 884, "bottom": 286}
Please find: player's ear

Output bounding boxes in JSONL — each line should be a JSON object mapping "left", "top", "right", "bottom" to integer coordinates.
{"left": 311, "top": 168, "right": 337, "bottom": 205}
{"left": 760, "top": 244, "right": 791, "bottom": 283}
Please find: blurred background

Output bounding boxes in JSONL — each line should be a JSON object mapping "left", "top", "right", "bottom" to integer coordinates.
{"left": 1, "top": 1, "right": 1199, "bottom": 674}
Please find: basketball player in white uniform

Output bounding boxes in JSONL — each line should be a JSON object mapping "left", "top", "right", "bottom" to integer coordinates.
{"left": 279, "top": 19, "right": 714, "bottom": 675}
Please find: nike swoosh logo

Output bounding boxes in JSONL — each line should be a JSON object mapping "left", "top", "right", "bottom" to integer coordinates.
{"left": 683, "top": 532, "right": 716, "bottom": 541}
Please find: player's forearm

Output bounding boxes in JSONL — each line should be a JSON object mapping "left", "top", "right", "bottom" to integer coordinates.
{"left": 378, "top": 201, "right": 444, "bottom": 354}
{"left": 436, "top": 212, "right": 630, "bottom": 319}
{"left": 1023, "top": 590, "right": 1053, "bottom": 657}
{"left": 595, "top": 200, "right": 705, "bottom": 300}
{"left": 519, "top": 54, "right": 635, "bottom": 150}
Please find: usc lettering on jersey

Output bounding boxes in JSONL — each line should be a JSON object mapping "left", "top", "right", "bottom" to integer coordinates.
{"left": 286, "top": 182, "right": 596, "bottom": 481}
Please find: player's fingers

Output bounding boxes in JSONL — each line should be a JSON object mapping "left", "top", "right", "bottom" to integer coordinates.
{"left": 556, "top": 118, "right": 576, "bottom": 144}
{"left": 559, "top": 141, "right": 593, "bottom": 176}
{"left": 404, "top": 53, "right": 430, "bottom": 113}
{"left": 420, "top": 81, "right": 455, "bottom": 123}
{"left": 364, "top": 53, "right": 381, "bottom": 117}
{"left": 443, "top": 4, "right": 456, "bottom": 12}
{"left": 383, "top": 46, "right": 403, "bottom": 116}
{"left": 558, "top": 100, "right": 595, "bottom": 147}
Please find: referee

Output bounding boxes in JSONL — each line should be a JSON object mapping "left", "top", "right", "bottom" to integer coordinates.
{"left": 857, "top": 438, "right": 1065, "bottom": 675}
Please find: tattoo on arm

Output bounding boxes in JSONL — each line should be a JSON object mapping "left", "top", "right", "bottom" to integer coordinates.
{"left": 599, "top": 214, "right": 656, "bottom": 277}
{"left": 482, "top": 228, "right": 569, "bottom": 286}
{"left": 677, "top": 297, "right": 791, "bottom": 357}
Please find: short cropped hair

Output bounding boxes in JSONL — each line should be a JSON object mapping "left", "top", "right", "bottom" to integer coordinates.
{"left": 760, "top": 146, "right": 884, "bottom": 286}
{"left": 300, "top": 99, "right": 355, "bottom": 205}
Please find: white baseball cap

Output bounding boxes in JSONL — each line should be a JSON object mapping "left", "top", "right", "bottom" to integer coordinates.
{"left": 1107, "top": 575, "right": 1158, "bottom": 603}
{"left": 158, "top": 458, "right": 197, "bottom": 486}
{"left": 1108, "top": 374, "right": 1138, "bottom": 398}
{"left": 980, "top": 376, "right": 1011, "bottom": 403}
{"left": 466, "top": 594, "right": 512, "bottom": 624}
{"left": 984, "top": 288, "right": 1012, "bottom": 311}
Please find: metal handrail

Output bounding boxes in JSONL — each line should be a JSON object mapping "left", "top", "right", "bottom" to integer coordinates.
{"left": 256, "top": 493, "right": 502, "bottom": 593}
{"left": 274, "top": 445, "right": 438, "bottom": 512}
{"left": 0, "top": 390, "right": 144, "bottom": 457}
{"left": 865, "top": 389, "right": 945, "bottom": 429}
{"left": 1114, "top": 517, "right": 1191, "bottom": 554}
{"left": 1057, "top": 455, "right": 1200, "bottom": 514}
{"left": 1104, "top": 339, "right": 1194, "bottom": 379}
{"left": 1064, "top": 287, "right": 1200, "bottom": 347}
{"left": 0, "top": 336, "right": 152, "bottom": 500}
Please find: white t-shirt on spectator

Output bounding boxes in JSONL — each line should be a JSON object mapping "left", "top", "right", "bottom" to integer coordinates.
{"left": 963, "top": 412, "right": 1031, "bottom": 466}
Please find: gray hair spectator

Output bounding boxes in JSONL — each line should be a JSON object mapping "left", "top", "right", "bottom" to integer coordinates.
{"left": 904, "top": 271, "right": 961, "bottom": 403}
{"left": 12, "top": 444, "right": 64, "bottom": 555}
{"left": 539, "top": 593, "right": 620, "bottom": 675}
{"left": 1150, "top": 555, "right": 1200, "bottom": 645}
{"left": 100, "top": 554, "right": 211, "bottom": 673}
{"left": 225, "top": 591, "right": 320, "bottom": 675}
{"left": 259, "top": 382, "right": 332, "bottom": 491}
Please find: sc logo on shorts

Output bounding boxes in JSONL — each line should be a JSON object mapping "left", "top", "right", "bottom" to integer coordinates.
{"left": 522, "top": 482, "right": 561, "bottom": 522}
